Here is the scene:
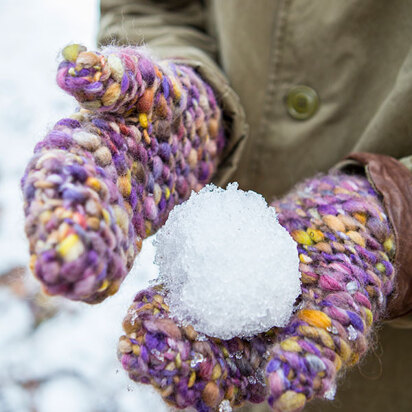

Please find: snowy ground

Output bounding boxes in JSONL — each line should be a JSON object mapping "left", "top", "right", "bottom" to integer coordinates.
{"left": 0, "top": 1, "right": 168, "bottom": 411}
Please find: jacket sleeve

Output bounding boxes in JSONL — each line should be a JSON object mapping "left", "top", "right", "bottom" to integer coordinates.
{"left": 335, "top": 153, "right": 412, "bottom": 327}
{"left": 98, "top": 0, "right": 248, "bottom": 185}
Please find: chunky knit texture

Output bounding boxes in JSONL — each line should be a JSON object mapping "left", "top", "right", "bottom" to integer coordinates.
{"left": 118, "top": 172, "right": 395, "bottom": 411}
{"left": 21, "top": 45, "right": 224, "bottom": 303}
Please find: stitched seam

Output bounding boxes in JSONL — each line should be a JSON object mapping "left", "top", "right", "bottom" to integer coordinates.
{"left": 251, "top": 0, "right": 292, "bottom": 187}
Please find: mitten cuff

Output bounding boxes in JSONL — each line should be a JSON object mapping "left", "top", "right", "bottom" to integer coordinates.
{"left": 162, "top": 51, "right": 249, "bottom": 187}
{"left": 335, "top": 152, "right": 412, "bottom": 319}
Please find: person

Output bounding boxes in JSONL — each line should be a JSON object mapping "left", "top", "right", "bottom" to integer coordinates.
{"left": 99, "top": 2, "right": 412, "bottom": 411}
{"left": 21, "top": 1, "right": 412, "bottom": 411}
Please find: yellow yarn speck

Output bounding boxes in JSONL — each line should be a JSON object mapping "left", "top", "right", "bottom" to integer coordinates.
{"left": 139, "top": 113, "right": 148, "bottom": 128}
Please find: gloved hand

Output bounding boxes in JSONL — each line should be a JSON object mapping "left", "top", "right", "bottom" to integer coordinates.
{"left": 118, "top": 172, "right": 395, "bottom": 411}
{"left": 21, "top": 45, "right": 224, "bottom": 303}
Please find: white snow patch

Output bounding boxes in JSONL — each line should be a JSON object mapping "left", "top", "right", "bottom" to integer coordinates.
{"left": 34, "top": 377, "right": 98, "bottom": 412}
{"left": 0, "top": 241, "right": 167, "bottom": 412}
{"left": 154, "top": 183, "right": 301, "bottom": 340}
{"left": 0, "top": 290, "right": 34, "bottom": 344}
{"left": 0, "top": 0, "right": 98, "bottom": 274}
{"left": 0, "top": 2, "right": 168, "bottom": 410}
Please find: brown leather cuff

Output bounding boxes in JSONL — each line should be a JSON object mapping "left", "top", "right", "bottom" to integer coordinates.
{"left": 336, "top": 153, "right": 412, "bottom": 320}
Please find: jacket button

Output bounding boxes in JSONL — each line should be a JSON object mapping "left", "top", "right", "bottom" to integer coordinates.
{"left": 286, "top": 85, "right": 319, "bottom": 120}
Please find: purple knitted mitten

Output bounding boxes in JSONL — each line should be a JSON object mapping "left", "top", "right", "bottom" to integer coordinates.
{"left": 118, "top": 172, "right": 395, "bottom": 411}
{"left": 21, "top": 45, "right": 224, "bottom": 303}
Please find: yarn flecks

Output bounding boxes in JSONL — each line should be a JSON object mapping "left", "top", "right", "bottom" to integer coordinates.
{"left": 117, "top": 173, "right": 395, "bottom": 411}
{"left": 118, "top": 286, "right": 274, "bottom": 410}
{"left": 21, "top": 45, "right": 225, "bottom": 303}
{"left": 266, "top": 173, "right": 395, "bottom": 412}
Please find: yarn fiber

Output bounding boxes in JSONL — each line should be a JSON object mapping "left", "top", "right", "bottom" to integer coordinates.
{"left": 118, "top": 172, "right": 395, "bottom": 411}
{"left": 21, "top": 45, "right": 224, "bottom": 303}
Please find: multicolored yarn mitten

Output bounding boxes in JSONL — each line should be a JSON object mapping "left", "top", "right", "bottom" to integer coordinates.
{"left": 118, "top": 172, "right": 396, "bottom": 411}
{"left": 21, "top": 45, "right": 224, "bottom": 303}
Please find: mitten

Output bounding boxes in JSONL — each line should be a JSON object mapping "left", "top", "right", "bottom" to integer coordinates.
{"left": 21, "top": 45, "right": 224, "bottom": 303}
{"left": 118, "top": 172, "right": 395, "bottom": 411}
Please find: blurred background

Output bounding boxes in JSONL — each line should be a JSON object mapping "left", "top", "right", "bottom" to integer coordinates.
{"left": 0, "top": 1, "right": 168, "bottom": 411}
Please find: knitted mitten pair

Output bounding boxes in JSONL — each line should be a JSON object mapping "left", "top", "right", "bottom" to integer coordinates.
{"left": 118, "top": 172, "right": 395, "bottom": 411}
{"left": 21, "top": 45, "right": 224, "bottom": 303}
{"left": 21, "top": 45, "right": 396, "bottom": 411}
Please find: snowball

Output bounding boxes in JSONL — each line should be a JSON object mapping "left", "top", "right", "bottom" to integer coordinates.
{"left": 154, "top": 183, "right": 301, "bottom": 340}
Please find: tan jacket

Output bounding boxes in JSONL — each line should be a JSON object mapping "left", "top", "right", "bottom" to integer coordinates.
{"left": 99, "top": 0, "right": 412, "bottom": 199}
{"left": 99, "top": 0, "right": 412, "bottom": 314}
{"left": 98, "top": 2, "right": 412, "bottom": 411}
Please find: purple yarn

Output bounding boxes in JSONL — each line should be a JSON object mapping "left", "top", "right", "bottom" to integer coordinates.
{"left": 117, "top": 173, "right": 396, "bottom": 411}
{"left": 22, "top": 45, "right": 225, "bottom": 303}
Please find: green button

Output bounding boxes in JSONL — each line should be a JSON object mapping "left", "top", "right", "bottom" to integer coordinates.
{"left": 286, "top": 85, "right": 319, "bottom": 120}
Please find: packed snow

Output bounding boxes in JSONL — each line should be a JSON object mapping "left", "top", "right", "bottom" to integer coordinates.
{"left": 155, "top": 183, "right": 301, "bottom": 340}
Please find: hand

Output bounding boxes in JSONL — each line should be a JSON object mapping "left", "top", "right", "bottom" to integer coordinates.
{"left": 21, "top": 45, "right": 224, "bottom": 303}
{"left": 118, "top": 172, "right": 395, "bottom": 411}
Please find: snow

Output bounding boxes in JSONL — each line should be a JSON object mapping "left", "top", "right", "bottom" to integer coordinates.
{"left": 34, "top": 377, "right": 98, "bottom": 412}
{"left": 0, "top": 1, "right": 168, "bottom": 411}
{"left": 324, "top": 383, "right": 337, "bottom": 401}
{"left": 155, "top": 183, "right": 301, "bottom": 340}
{"left": 0, "top": 243, "right": 168, "bottom": 412}
{"left": 0, "top": 290, "right": 34, "bottom": 344}
{"left": 0, "top": 0, "right": 98, "bottom": 273}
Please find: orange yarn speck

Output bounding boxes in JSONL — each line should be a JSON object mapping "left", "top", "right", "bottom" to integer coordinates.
{"left": 298, "top": 309, "right": 332, "bottom": 329}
